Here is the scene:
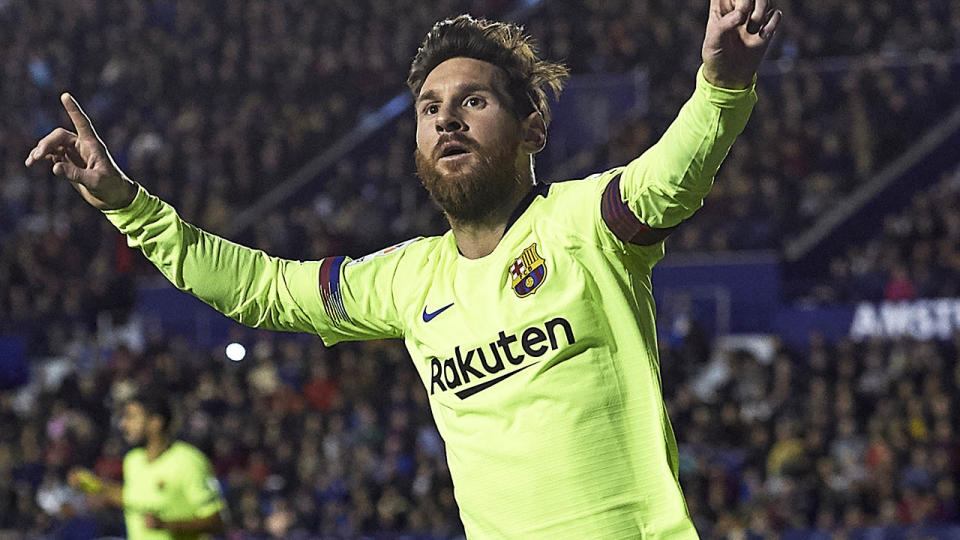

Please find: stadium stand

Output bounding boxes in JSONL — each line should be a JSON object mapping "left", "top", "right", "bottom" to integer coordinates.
{"left": 660, "top": 331, "right": 960, "bottom": 537}
{"left": 4, "top": 322, "right": 960, "bottom": 537}
{"left": 805, "top": 163, "right": 960, "bottom": 304}
{"left": 3, "top": 0, "right": 960, "bottom": 537}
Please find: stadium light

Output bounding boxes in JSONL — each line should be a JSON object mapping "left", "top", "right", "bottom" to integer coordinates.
{"left": 225, "top": 343, "right": 246, "bottom": 362}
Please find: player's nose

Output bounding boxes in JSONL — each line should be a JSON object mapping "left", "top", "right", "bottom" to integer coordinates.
{"left": 435, "top": 105, "right": 466, "bottom": 134}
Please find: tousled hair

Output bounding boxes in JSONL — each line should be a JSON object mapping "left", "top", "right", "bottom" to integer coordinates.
{"left": 407, "top": 14, "right": 569, "bottom": 127}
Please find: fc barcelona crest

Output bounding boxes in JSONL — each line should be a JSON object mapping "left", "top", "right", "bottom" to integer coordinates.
{"left": 509, "top": 243, "right": 548, "bottom": 297}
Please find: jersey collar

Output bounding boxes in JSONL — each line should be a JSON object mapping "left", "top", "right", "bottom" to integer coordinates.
{"left": 503, "top": 182, "right": 550, "bottom": 236}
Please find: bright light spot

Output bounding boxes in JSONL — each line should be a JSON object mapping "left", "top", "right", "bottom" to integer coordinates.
{"left": 225, "top": 343, "right": 246, "bottom": 362}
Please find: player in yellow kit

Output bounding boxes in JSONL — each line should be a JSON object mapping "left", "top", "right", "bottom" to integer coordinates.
{"left": 29, "top": 1, "right": 781, "bottom": 537}
{"left": 68, "top": 394, "right": 226, "bottom": 539}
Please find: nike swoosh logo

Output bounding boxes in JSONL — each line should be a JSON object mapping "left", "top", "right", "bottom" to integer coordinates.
{"left": 455, "top": 362, "right": 540, "bottom": 399}
{"left": 422, "top": 302, "right": 454, "bottom": 323}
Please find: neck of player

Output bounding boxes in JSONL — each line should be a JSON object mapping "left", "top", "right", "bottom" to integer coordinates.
{"left": 146, "top": 434, "right": 172, "bottom": 461}
{"left": 450, "top": 174, "right": 533, "bottom": 260}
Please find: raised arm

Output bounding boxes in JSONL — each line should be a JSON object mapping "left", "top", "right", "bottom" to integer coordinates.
{"left": 604, "top": 0, "right": 782, "bottom": 245}
{"left": 25, "top": 94, "right": 325, "bottom": 334}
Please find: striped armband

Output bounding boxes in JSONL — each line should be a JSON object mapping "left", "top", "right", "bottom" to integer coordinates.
{"left": 319, "top": 256, "right": 351, "bottom": 325}
{"left": 601, "top": 174, "right": 676, "bottom": 246}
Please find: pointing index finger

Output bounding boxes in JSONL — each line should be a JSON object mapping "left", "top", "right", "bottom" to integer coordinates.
{"left": 60, "top": 93, "right": 97, "bottom": 139}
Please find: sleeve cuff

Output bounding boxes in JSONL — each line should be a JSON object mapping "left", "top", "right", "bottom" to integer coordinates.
{"left": 101, "top": 184, "right": 154, "bottom": 232}
{"left": 695, "top": 65, "right": 758, "bottom": 108}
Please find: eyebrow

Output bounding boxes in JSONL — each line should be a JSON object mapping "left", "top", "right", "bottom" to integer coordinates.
{"left": 416, "top": 82, "right": 497, "bottom": 106}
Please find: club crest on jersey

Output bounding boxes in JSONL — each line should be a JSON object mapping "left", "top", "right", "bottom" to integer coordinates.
{"left": 509, "top": 243, "right": 547, "bottom": 297}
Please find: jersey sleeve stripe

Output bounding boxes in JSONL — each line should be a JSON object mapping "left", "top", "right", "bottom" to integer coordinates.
{"left": 601, "top": 174, "right": 676, "bottom": 246}
{"left": 319, "top": 256, "right": 351, "bottom": 325}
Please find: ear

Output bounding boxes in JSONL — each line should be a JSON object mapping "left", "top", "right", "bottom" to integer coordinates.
{"left": 520, "top": 111, "right": 547, "bottom": 154}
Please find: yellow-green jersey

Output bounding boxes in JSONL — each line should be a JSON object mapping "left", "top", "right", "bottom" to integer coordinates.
{"left": 105, "top": 67, "right": 755, "bottom": 538}
{"left": 122, "top": 441, "right": 225, "bottom": 540}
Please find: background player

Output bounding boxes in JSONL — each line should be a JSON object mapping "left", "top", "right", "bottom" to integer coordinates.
{"left": 68, "top": 393, "right": 226, "bottom": 539}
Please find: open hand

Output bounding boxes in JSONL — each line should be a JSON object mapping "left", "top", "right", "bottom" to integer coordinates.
{"left": 25, "top": 93, "right": 137, "bottom": 210}
{"left": 702, "top": 0, "right": 783, "bottom": 89}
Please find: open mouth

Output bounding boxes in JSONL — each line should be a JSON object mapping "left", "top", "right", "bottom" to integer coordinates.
{"left": 438, "top": 142, "right": 471, "bottom": 160}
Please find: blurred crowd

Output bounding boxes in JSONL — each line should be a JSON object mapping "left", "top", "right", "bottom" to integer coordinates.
{"left": 810, "top": 163, "right": 960, "bottom": 304}
{"left": 0, "top": 333, "right": 464, "bottom": 538}
{"left": 3, "top": 321, "right": 960, "bottom": 538}
{"left": 4, "top": 0, "right": 960, "bottom": 537}
{"left": 538, "top": 0, "right": 960, "bottom": 253}
{"left": 4, "top": 2, "right": 960, "bottom": 350}
{"left": 1, "top": 0, "right": 510, "bottom": 356}
{"left": 629, "top": 57, "right": 959, "bottom": 253}
{"left": 277, "top": 1, "right": 960, "bottom": 258}
{"left": 660, "top": 330, "right": 960, "bottom": 537}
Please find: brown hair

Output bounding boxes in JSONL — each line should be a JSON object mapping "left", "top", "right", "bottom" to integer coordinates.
{"left": 407, "top": 14, "right": 569, "bottom": 126}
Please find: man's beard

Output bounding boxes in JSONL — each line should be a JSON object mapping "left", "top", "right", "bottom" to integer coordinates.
{"left": 415, "top": 135, "right": 524, "bottom": 224}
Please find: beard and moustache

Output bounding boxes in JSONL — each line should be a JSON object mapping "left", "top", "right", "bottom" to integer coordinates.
{"left": 415, "top": 133, "right": 525, "bottom": 224}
